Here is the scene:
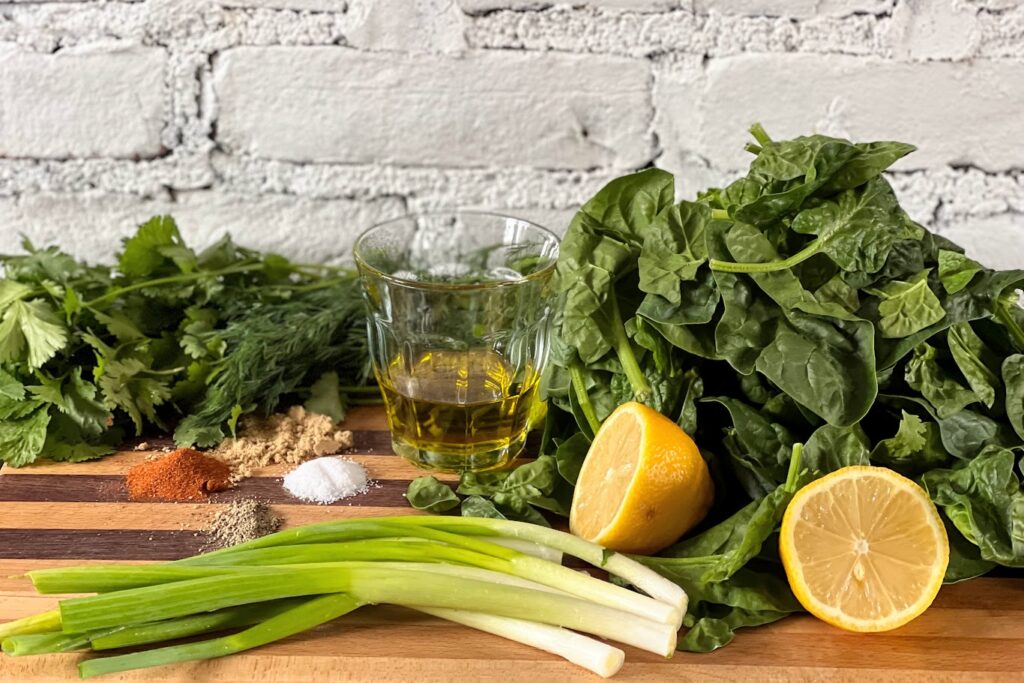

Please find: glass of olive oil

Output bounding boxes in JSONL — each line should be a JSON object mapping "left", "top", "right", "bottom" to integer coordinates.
{"left": 353, "top": 212, "right": 559, "bottom": 473}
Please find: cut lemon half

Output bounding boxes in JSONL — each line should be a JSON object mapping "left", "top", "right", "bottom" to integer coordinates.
{"left": 569, "top": 401, "right": 713, "bottom": 555}
{"left": 780, "top": 466, "right": 949, "bottom": 633}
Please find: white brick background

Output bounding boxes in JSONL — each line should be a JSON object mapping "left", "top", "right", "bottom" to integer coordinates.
{"left": 0, "top": 0, "right": 1022, "bottom": 269}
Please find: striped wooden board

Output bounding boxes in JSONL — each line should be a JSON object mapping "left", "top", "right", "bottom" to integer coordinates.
{"left": 2, "top": 406, "right": 1023, "bottom": 682}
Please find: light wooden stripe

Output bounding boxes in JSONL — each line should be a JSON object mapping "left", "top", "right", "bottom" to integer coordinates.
{"left": 1, "top": 598, "right": 1022, "bottom": 676}
{"left": 0, "top": 503, "right": 426, "bottom": 531}
{"left": 0, "top": 657, "right": 1011, "bottom": 683}
{"left": 3, "top": 452, "right": 457, "bottom": 482}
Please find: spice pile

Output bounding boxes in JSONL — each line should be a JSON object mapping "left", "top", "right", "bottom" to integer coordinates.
{"left": 125, "top": 449, "right": 232, "bottom": 502}
{"left": 204, "top": 499, "right": 281, "bottom": 549}
{"left": 283, "top": 456, "right": 370, "bottom": 504}
{"left": 210, "top": 406, "right": 354, "bottom": 480}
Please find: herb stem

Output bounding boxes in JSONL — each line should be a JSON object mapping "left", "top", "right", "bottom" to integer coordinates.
{"left": 569, "top": 360, "right": 601, "bottom": 435}
{"left": 84, "top": 263, "right": 266, "bottom": 307}
{"left": 710, "top": 238, "right": 821, "bottom": 274}
{"left": 710, "top": 209, "right": 731, "bottom": 221}
{"left": 608, "top": 294, "right": 652, "bottom": 403}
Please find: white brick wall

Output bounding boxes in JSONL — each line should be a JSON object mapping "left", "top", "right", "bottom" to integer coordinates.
{"left": 0, "top": 0, "right": 1021, "bottom": 271}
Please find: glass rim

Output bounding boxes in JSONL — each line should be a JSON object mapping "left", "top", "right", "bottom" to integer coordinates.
{"left": 352, "top": 210, "right": 561, "bottom": 292}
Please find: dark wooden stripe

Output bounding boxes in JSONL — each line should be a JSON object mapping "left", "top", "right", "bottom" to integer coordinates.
{"left": 0, "top": 529, "right": 209, "bottom": 560}
{"left": 0, "top": 475, "right": 433, "bottom": 505}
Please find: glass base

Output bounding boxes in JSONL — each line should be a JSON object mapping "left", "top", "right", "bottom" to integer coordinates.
{"left": 392, "top": 433, "right": 527, "bottom": 473}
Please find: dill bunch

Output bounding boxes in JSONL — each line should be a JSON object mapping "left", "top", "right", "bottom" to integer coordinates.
{"left": 174, "top": 283, "right": 372, "bottom": 446}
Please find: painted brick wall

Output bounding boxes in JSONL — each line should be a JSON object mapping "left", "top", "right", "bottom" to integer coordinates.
{"left": 0, "top": 0, "right": 1022, "bottom": 268}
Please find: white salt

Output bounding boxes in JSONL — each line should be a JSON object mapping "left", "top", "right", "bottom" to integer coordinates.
{"left": 283, "top": 456, "right": 370, "bottom": 505}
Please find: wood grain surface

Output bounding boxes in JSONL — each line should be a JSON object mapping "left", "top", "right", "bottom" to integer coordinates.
{"left": 1, "top": 407, "right": 1022, "bottom": 682}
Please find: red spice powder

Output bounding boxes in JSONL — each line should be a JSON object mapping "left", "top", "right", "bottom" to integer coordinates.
{"left": 126, "top": 448, "right": 232, "bottom": 502}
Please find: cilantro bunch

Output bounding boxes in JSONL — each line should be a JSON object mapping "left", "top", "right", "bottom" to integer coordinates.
{"left": 0, "top": 217, "right": 373, "bottom": 466}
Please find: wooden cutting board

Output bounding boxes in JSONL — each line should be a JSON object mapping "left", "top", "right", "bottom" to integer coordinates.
{"left": 1, "top": 406, "right": 1023, "bottom": 682}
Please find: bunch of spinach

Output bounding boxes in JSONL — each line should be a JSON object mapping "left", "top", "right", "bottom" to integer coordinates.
{"left": 0, "top": 216, "right": 374, "bottom": 465}
{"left": 417, "top": 125, "right": 1024, "bottom": 652}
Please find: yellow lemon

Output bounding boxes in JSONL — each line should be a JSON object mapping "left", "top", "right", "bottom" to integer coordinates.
{"left": 780, "top": 466, "right": 949, "bottom": 633}
{"left": 569, "top": 401, "right": 713, "bottom": 555}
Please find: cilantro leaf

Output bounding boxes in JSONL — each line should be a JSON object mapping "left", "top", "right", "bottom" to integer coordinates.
{"left": 0, "top": 299, "right": 68, "bottom": 369}
{"left": 119, "top": 216, "right": 196, "bottom": 277}
{"left": 97, "top": 357, "right": 172, "bottom": 435}
{"left": 0, "top": 369, "right": 26, "bottom": 401}
{"left": 0, "top": 405, "right": 50, "bottom": 467}
{"left": 173, "top": 416, "right": 224, "bottom": 448}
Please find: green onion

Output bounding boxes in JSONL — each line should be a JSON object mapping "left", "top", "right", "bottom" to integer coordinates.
{"left": 0, "top": 609, "right": 61, "bottom": 639}
{"left": 90, "top": 599, "right": 309, "bottom": 650}
{"left": 182, "top": 539, "right": 680, "bottom": 627}
{"left": 79, "top": 594, "right": 363, "bottom": 679}
{"left": 2, "top": 628, "right": 118, "bottom": 656}
{"left": 59, "top": 564, "right": 676, "bottom": 656}
{"left": 5, "top": 516, "right": 688, "bottom": 678}
{"left": 417, "top": 608, "right": 625, "bottom": 678}
{"left": 189, "top": 516, "right": 687, "bottom": 615}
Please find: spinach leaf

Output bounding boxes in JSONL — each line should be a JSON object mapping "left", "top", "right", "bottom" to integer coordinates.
{"left": 554, "top": 432, "right": 590, "bottom": 485}
{"left": 636, "top": 557, "right": 803, "bottom": 652}
{"left": 921, "top": 446, "right": 1024, "bottom": 566}
{"left": 942, "top": 513, "right": 996, "bottom": 583}
{"left": 406, "top": 476, "right": 460, "bottom": 513}
{"left": 637, "top": 202, "right": 709, "bottom": 304}
{"left": 947, "top": 322, "right": 1001, "bottom": 408}
{"left": 1003, "top": 354, "right": 1024, "bottom": 441}
{"left": 866, "top": 269, "right": 946, "bottom": 338}
{"left": 789, "top": 177, "right": 918, "bottom": 274}
{"left": 460, "top": 495, "right": 506, "bottom": 520}
{"left": 819, "top": 140, "right": 916, "bottom": 193}
{"left": 703, "top": 397, "right": 794, "bottom": 498}
{"left": 699, "top": 445, "right": 807, "bottom": 583}
{"left": 801, "top": 424, "right": 870, "bottom": 475}
{"left": 564, "top": 168, "right": 674, "bottom": 248}
{"left": 938, "top": 249, "right": 982, "bottom": 294}
{"left": 905, "top": 343, "right": 979, "bottom": 419}
{"left": 714, "top": 221, "right": 878, "bottom": 427}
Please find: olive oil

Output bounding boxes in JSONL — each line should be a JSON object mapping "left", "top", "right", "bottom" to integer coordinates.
{"left": 377, "top": 349, "right": 541, "bottom": 472}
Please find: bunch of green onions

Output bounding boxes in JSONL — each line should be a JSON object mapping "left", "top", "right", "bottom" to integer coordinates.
{"left": 0, "top": 516, "right": 687, "bottom": 679}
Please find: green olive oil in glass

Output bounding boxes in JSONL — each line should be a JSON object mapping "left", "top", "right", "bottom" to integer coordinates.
{"left": 354, "top": 212, "right": 559, "bottom": 473}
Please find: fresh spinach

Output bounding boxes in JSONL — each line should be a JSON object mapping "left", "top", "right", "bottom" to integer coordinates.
{"left": 406, "top": 476, "right": 460, "bottom": 513}
{"left": 525, "top": 125, "right": 1024, "bottom": 653}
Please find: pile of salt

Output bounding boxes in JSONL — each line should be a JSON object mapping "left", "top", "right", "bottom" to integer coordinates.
{"left": 282, "top": 456, "right": 370, "bottom": 504}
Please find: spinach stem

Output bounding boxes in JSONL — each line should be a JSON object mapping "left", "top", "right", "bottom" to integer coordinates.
{"left": 749, "top": 123, "right": 773, "bottom": 147}
{"left": 569, "top": 360, "right": 602, "bottom": 435}
{"left": 608, "top": 294, "right": 652, "bottom": 403}
{"left": 784, "top": 442, "right": 804, "bottom": 490}
{"left": 710, "top": 238, "right": 821, "bottom": 274}
{"left": 710, "top": 209, "right": 731, "bottom": 221}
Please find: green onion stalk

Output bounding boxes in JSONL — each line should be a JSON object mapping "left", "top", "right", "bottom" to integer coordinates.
{"left": 1, "top": 516, "right": 688, "bottom": 680}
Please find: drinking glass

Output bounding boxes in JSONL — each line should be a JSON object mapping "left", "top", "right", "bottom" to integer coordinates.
{"left": 353, "top": 212, "right": 560, "bottom": 473}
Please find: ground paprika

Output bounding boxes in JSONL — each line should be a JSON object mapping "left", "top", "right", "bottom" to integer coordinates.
{"left": 126, "top": 448, "right": 232, "bottom": 502}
